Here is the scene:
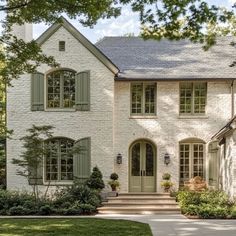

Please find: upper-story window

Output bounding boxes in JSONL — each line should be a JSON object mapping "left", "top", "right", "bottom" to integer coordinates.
{"left": 131, "top": 83, "right": 156, "bottom": 116}
{"left": 180, "top": 82, "right": 207, "bottom": 115}
{"left": 47, "top": 70, "right": 75, "bottom": 109}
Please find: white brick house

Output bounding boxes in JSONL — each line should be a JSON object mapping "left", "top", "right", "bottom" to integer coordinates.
{"left": 7, "top": 17, "right": 236, "bottom": 196}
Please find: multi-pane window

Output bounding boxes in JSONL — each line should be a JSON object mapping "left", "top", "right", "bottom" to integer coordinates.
{"left": 47, "top": 70, "right": 75, "bottom": 109}
{"left": 179, "top": 142, "right": 204, "bottom": 185}
{"left": 180, "top": 82, "right": 207, "bottom": 115}
{"left": 131, "top": 83, "right": 156, "bottom": 115}
{"left": 45, "top": 138, "right": 74, "bottom": 182}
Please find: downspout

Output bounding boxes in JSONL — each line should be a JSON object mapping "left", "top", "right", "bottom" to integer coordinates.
{"left": 231, "top": 80, "right": 235, "bottom": 118}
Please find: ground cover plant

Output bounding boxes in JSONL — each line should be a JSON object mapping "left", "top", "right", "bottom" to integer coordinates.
{"left": 176, "top": 189, "right": 236, "bottom": 219}
{"left": 0, "top": 218, "right": 152, "bottom": 236}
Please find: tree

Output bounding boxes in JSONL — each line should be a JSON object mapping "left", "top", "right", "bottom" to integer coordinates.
{"left": 12, "top": 125, "right": 54, "bottom": 200}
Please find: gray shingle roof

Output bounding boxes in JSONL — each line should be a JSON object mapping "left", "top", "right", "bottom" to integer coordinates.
{"left": 96, "top": 37, "right": 236, "bottom": 80}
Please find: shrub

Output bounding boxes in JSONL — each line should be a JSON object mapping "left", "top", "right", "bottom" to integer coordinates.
{"left": 63, "top": 206, "right": 82, "bottom": 215}
{"left": 176, "top": 189, "right": 234, "bottom": 218}
{"left": 86, "top": 166, "right": 105, "bottom": 191}
{"left": 9, "top": 206, "right": 30, "bottom": 215}
{"left": 79, "top": 204, "right": 96, "bottom": 214}
{"left": 162, "top": 173, "right": 171, "bottom": 180}
{"left": 230, "top": 206, "right": 236, "bottom": 218}
{"left": 110, "top": 173, "right": 119, "bottom": 180}
{"left": 39, "top": 205, "right": 54, "bottom": 215}
{"left": 182, "top": 204, "right": 199, "bottom": 215}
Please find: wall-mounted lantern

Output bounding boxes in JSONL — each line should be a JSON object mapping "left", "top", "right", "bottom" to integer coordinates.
{"left": 116, "top": 153, "right": 122, "bottom": 164}
{"left": 164, "top": 153, "right": 170, "bottom": 165}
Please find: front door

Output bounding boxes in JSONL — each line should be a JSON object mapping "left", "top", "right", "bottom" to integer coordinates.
{"left": 129, "top": 140, "right": 156, "bottom": 192}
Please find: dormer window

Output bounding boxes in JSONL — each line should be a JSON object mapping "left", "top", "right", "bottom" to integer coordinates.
{"left": 59, "top": 41, "right": 65, "bottom": 51}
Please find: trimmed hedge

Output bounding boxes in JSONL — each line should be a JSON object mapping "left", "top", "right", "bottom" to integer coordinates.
{"left": 176, "top": 189, "right": 235, "bottom": 219}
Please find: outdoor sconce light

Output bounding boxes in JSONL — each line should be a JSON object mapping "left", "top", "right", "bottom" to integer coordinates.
{"left": 116, "top": 153, "right": 122, "bottom": 164}
{"left": 164, "top": 153, "right": 170, "bottom": 165}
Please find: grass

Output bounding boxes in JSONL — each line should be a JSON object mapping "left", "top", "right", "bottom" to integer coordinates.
{"left": 0, "top": 218, "right": 152, "bottom": 236}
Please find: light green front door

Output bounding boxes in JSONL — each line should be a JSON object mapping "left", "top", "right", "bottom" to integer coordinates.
{"left": 129, "top": 140, "right": 156, "bottom": 192}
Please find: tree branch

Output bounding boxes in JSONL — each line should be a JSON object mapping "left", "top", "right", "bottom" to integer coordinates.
{"left": 0, "top": 1, "right": 31, "bottom": 11}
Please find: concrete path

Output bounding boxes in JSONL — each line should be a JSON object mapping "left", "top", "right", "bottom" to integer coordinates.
{"left": 95, "top": 214, "right": 236, "bottom": 236}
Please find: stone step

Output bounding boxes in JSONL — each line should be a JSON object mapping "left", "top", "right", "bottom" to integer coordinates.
{"left": 107, "top": 198, "right": 176, "bottom": 204}
{"left": 98, "top": 206, "right": 181, "bottom": 215}
{"left": 118, "top": 193, "right": 170, "bottom": 197}
{"left": 103, "top": 203, "right": 180, "bottom": 208}
{"left": 107, "top": 196, "right": 176, "bottom": 201}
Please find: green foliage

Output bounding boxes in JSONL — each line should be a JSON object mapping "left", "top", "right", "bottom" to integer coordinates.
{"left": 176, "top": 189, "right": 234, "bottom": 219}
{"left": 12, "top": 125, "right": 54, "bottom": 200}
{"left": 162, "top": 173, "right": 171, "bottom": 180}
{"left": 0, "top": 181, "right": 101, "bottom": 215}
{"left": 231, "top": 206, "right": 236, "bottom": 218}
{"left": 110, "top": 173, "right": 119, "bottom": 180}
{"left": 38, "top": 205, "right": 54, "bottom": 215}
{"left": 9, "top": 206, "right": 30, "bottom": 216}
{"left": 86, "top": 166, "right": 105, "bottom": 191}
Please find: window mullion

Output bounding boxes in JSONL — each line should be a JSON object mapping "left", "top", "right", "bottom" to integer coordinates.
{"left": 60, "top": 75, "right": 64, "bottom": 108}
{"left": 191, "top": 83, "right": 194, "bottom": 115}
{"left": 142, "top": 83, "right": 145, "bottom": 115}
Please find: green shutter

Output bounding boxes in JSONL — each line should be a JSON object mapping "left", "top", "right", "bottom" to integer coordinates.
{"left": 31, "top": 72, "right": 44, "bottom": 111}
{"left": 75, "top": 71, "right": 90, "bottom": 111}
{"left": 73, "top": 137, "right": 91, "bottom": 180}
{"left": 28, "top": 156, "right": 43, "bottom": 185}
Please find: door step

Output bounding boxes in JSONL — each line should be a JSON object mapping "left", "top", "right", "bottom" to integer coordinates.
{"left": 98, "top": 193, "right": 181, "bottom": 215}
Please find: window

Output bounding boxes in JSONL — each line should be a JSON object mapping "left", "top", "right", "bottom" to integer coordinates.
{"left": 180, "top": 82, "right": 207, "bottom": 115}
{"left": 47, "top": 70, "right": 75, "bottom": 109}
{"left": 45, "top": 138, "right": 74, "bottom": 182}
{"left": 131, "top": 83, "right": 156, "bottom": 115}
{"left": 179, "top": 142, "right": 205, "bottom": 185}
{"left": 59, "top": 41, "right": 65, "bottom": 51}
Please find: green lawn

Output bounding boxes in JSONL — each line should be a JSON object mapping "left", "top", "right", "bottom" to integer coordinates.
{"left": 0, "top": 218, "right": 152, "bottom": 236}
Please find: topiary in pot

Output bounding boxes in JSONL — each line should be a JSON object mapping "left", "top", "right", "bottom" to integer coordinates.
{"left": 161, "top": 181, "right": 174, "bottom": 192}
{"left": 162, "top": 173, "right": 171, "bottom": 180}
{"left": 108, "top": 173, "right": 120, "bottom": 191}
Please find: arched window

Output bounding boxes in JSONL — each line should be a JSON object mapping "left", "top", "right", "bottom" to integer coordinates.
{"left": 45, "top": 138, "right": 74, "bottom": 181}
{"left": 47, "top": 70, "right": 76, "bottom": 108}
{"left": 179, "top": 138, "right": 205, "bottom": 185}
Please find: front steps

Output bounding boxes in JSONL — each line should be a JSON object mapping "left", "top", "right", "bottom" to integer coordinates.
{"left": 98, "top": 193, "right": 181, "bottom": 214}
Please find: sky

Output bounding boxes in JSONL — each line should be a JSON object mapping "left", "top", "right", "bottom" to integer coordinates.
{"left": 8, "top": 0, "right": 236, "bottom": 43}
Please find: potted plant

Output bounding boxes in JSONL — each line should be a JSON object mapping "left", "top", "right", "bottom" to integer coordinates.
{"left": 161, "top": 180, "right": 174, "bottom": 192}
{"left": 162, "top": 173, "right": 171, "bottom": 180}
{"left": 108, "top": 173, "right": 120, "bottom": 196}
{"left": 161, "top": 173, "right": 174, "bottom": 192}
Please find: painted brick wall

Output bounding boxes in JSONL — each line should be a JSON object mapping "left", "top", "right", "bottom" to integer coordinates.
{"left": 114, "top": 81, "right": 233, "bottom": 192}
{"left": 7, "top": 26, "right": 115, "bottom": 191}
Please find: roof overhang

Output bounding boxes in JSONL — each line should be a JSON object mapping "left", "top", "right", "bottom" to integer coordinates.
{"left": 36, "top": 17, "right": 119, "bottom": 74}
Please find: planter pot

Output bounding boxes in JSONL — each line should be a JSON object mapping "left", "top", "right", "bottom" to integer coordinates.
{"left": 108, "top": 191, "right": 118, "bottom": 197}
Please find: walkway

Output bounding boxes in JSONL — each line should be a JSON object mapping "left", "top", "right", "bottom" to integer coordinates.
{"left": 95, "top": 214, "right": 236, "bottom": 236}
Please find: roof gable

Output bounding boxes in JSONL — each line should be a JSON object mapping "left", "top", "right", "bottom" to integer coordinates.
{"left": 36, "top": 17, "right": 119, "bottom": 74}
